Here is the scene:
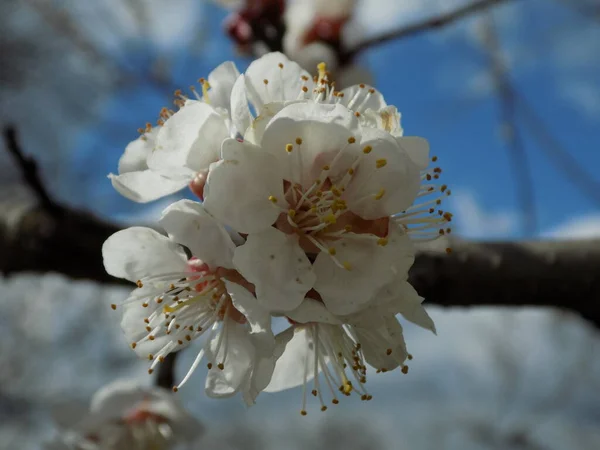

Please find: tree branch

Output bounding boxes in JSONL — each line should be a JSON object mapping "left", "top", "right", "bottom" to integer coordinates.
{"left": 3, "top": 126, "right": 60, "bottom": 215}
{"left": 344, "top": 0, "right": 515, "bottom": 60}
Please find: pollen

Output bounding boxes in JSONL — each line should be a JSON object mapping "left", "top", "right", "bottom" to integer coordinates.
{"left": 131, "top": 343, "right": 137, "bottom": 349}
{"left": 295, "top": 137, "right": 303, "bottom": 145}
{"left": 110, "top": 304, "right": 117, "bottom": 310}
{"left": 207, "top": 363, "right": 213, "bottom": 369}
{"left": 377, "top": 237, "right": 388, "bottom": 246}
{"left": 348, "top": 136, "right": 356, "bottom": 144}
{"left": 172, "top": 387, "right": 179, "bottom": 392}
{"left": 376, "top": 158, "right": 387, "bottom": 168}
{"left": 374, "top": 188, "right": 386, "bottom": 200}
{"left": 328, "top": 247, "right": 337, "bottom": 255}
{"left": 386, "top": 348, "right": 392, "bottom": 355}
{"left": 288, "top": 209, "right": 296, "bottom": 218}
{"left": 363, "top": 145, "right": 372, "bottom": 154}
{"left": 343, "top": 261, "right": 352, "bottom": 271}
{"left": 218, "top": 363, "right": 224, "bottom": 370}
{"left": 268, "top": 195, "right": 278, "bottom": 203}
{"left": 322, "top": 165, "right": 330, "bottom": 171}
{"left": 300, "top": 410, "right": 307, "bottom": 416}
{"left": 401, "top": 366, "right": 409, "bottom": 374}
{"left": 263, "top": 79, "right": 269, "bottom": 85}
{"left": 323, "top": 214, "right": 337, "bottom": 224}
{"left": 136, "top": 280, "right": 143, "bottom": 288}
{"left": 278, "top": 63, "right": 284, "bottom": 69}
{"left": 348, "top": 168, "right": 355, "bottom": 175}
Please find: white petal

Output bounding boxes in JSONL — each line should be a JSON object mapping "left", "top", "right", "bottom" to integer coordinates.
{"left": 203, "top": 138, "right": 284, "bottom": 234}
{"left": 264, "top": 327, "right": 314, "bottom": 392}
{"left": 207, "top": 61, "right": 240, "bottom": 112}
{"left": 396, "top": 136, "right": 430, "bottom": 170}
{"left": 109, "top": 171, "right": 188, "bottom": 203}
{"left": 149, "top": 101, "right": 229, "bottom": 178}
{"left": 244, "top": 52, "right": 311, "bottom": 111}
{"left": 313, "top": 229, "right": 411, "bottom": 315}
{"left": 102, "top": 227, "right": 187, "bottom": 282}
{"left": 204, "top": 322, "right": 254, "bottom": 398}
{"left": 224, "top": 280, "right": 273, "bottom": 346}
{"left": 233, "top": 228, "right": 315, "bottom": 312}
{"left": 285, "top": 298, "right": 341, "bottom": 325}
{"left": 261, "top": 102, "right": 361, "bottom": 187}
{"left": 340, "top": 84, "right": 386, "bottom": 114}
{"left": 160, "top": 199, "right": 236, "bottom": 269}
{"left": 382, "top": 280, "right": 436, "bottom": 334}
{"left": 230, "top": 75, "right": 253, "bottom": 137}
{"left": 117, "top": 130, "right": 157, "bottom": 174}
{"left": 90, "top": 380, "right": 145, "bottom": 415}
{"left": 343, "top": 127, "right": 421, "bottom": 219}
{"left": 354, "top": 316, "right": 408, "bottom": 371}
{"left": 362, "top": 105, "right": 404, "bottom": 137}
{"left": 244, "top": 101, "right": 287, "bottom": 146}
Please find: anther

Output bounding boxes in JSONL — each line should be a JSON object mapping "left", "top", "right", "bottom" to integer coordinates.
{"left": 268, "top": 195, "right": 278, "bottom": 203}
{"left": 286, "top": 144, "right": 293, "bottom": 153}
{"left": 386, "top": 348, "right": 392, "bottom": 355}
{"left": 218, "top": 363, "right": 224, "bottom": 370}
{"left": 172, "top": 387, "right": 179, "bottom": 392}
{"left": 110, "top": 304, "right": 117, "bottom": 310}
{"left": 343, "top": 262, "right": 352, "bottom": 271}
{"left": 328, "top": 247, "right": 337, "bottom": 255}
{"left": 278, "top": 63, "right": 284, "bottom": 69}
{"left": 207, "top": 363, "right": 213, "bottom": 369}
{"left": 363, "top": 145, "right": 372, "bottom": 154}
{"left": 377, "top": 238, "right": 388, "bottom": 246}
{"left": 402, "top": 366, "right": 409, "bottom": 374}
{"left": 376, "top": 159, "right": 387, "bottom": 168}
{"left": 300, "top": 410, "right": 307, "bottom": 416}
{"left": 375, "top": 189, "right": 385, "bottom": 200}
{"left": 263, "top": 79, "right": 269, "bottom": 85}
{"left": 148, "top": 369, "right": 154, "bottom": 374}
{"left": 295, "top": 137, "right": 303, "bottom": 145}
{"left": 348, "top": 136, "right": 356, "bottom": 144}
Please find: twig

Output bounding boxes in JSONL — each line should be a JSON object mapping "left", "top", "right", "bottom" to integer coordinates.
{"left": 481, "top": 16, "right": 537, "bottom": 235}
{"left": 515, "top": 91, "right": 600, "bottom": 207}
{"left": 2, "top": 126, "right": 60, "bottom": 215}
{"left": 156, "top": 352, "right": 178, "bottom": 390}
{"left": 344, "top": 0, "right": 515, "bottom": 60}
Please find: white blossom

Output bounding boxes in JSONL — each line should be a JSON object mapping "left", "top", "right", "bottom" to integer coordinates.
{"left": 46, "top": 380, "right": 200, "bottom": 450}
{"left": 102, "top": 201, "right": 276, "bottom": 403}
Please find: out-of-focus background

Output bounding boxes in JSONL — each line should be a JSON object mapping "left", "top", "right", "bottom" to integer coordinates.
{"left": 1, "top": 0, "right": 599, "bottom": 449}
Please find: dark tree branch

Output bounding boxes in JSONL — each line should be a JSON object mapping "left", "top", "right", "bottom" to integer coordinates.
{"left": 3, "top": 126, "right": 61, "bottom": 215}
{"left": 343, "top": 0, "right": 515, "bottom": 60}
{"left": 156, "top": 352, "right": 179, "bottom": 390}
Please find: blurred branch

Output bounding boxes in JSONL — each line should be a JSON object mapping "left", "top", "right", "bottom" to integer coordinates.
{"left": 481, "top": 17, "right": 537, "bottom": 235}
{"left": 553, "top": 0, "right": 600, "bottom": 21}
{"left": 2, "top": 126, "right": 60, "bottom": 215}
{"left": 156, "top": 352, "right": 179, "bottom": 389}
{"left": 515, "top": 92, "right": 600, "bottom": 207}
{"left": 344, "top": 0, "right": 515, "bottom": 60}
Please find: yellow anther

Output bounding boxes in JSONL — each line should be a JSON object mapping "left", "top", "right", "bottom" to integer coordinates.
{"left": 202, "top": 80, "right": 211, "bottom": 104}
{"left": 374, "top": 188, "right": 385, "bottom": 200}
{"left": 348, "top": 136, "right": 356, "bottom": 144}
{"left": 285, "top": 144, "right": 293, "bottom": 152}
{"left": 348, "top": 167, "right": 355, "bottom": 175}
{"left": 148, "top": 354, "right": 154, "bottom": 361}
{"left": 344, "top": 225, "right": 352, "bottom": 232}
{"left": 377, "top": 237, "right": 388, "bottom": 246}
{"left": 331, "top": 187, "right": 342, "bottom": 197}
{"left": 376, "top": 158, "right": 387, "bottom": 168}
{"left": 268, "top": 195, "right": 278, "bottom": 203}
{"left": 172, "top": 386, "right": 179, "bottom": 392}
{"left": 136, "top": 280, "right": 143, "bottom": 288}
{"left": 300, "top": 410, "right": 307, "bottom": 416}
{"left": 323, "top": 214, "right": 337, "bottom": 224}
{"left": 207, "top": 363, "right": 213, "bottom": 369}
{"left": 342, "top": 381, "right": 353, "bottom": 395}
{"left": 332, "top": 399, "right": 339, "bottom": 405}
{"left": 363, "top": 145, "right": 372, "bottom": 154}
{"left": 322, "top": 165, "right": 330, "bottom": 171}
{"left": 131, "top": 343, "right": 137, "bottom": 349}
{"left": 278, "top": 63, "right": 284, "bottom": 69}
{"left": 148, "top": 369, "right": 154, "bottom": 374}
{"left": 386, "top": 348, "right": 392, "bottom": 355}
{"left": 288, "top": 209, "right": 296, "bottom": 218}
{"left": 263, "top": 79, "right": 269, "bottom": 85}
{"left": 295, "top": 137, "right": 303, "bottom": 145}
{"left": 343, "top": 261, "right": 352, "bottom": 271}
{"left": 218, "top": 363, "right": 224, "bottom": 370}
{"left": 328, "top": 247, "right": 337, "bottom": 256}
{"left": 401, "top": 366, "right": 409, "bottom": 374}
{"left": 110, "top": 304, "right": 117, "bottom": 310}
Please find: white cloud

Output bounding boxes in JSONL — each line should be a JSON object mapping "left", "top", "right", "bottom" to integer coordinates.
{"left": 449, "top": 189, "right": 518, "bottom": 238}
{"left": 543, "top": 214, "right": 600, "bottom": 239}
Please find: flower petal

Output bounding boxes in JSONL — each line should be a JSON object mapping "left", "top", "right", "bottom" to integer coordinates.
{"left": 285, "top": 298, "right": 341, "bottom": 325}
{"left": 149, "top": 101, "right": 229, "bottom": 178}
{"left": 207, "top": 61, "right": 240, "bottom": 113}
{"left": 109, "top": 170, "right": 188, "bottom": 203}
{"left": 396, "top": 136, "right": 430, "bottom": 170}
{"left": 378, "top": 279, "right": 436, "bottom": 334}
{"left": 230, "top": 74, "right": 253, "bottom": 137}
{"left": 204, "top": 321, "right": 254, "bottom": 398}
{"left": 160, "top": 199, "right": 236, "bottom": 270}
{"left": 353, "top": 316, "right": 408, "bottom": 371}
{"left": 340, "top": 84, "right": 386, "bottom": 114}
{"left": 244, "top": 52, "right": 311, "bottom": 111}
{"left": 233, "top": 227, "right": 315, "bottom": 312}
{"left": 261, "top": 102, "right": 361, "bottom": 187}
{"left": 102, "top": 227, "right": 187, "bottom": 282}
{"left": 203, "top": 138, "right": 284, "bottom": 234}
{"left": 343, "top": 127, "right": 421, "bottom": 219}
{"left": 264, "top": 327, "right": 314, "bottom": 392}
{"left": 117, "top": 130, "right": 157, "bottom": 174}
{"left": 312, "top": 228, "right": 412, "bottom": 315}
{"left": 362, "top": 105, "right": 404, "bottom": 137}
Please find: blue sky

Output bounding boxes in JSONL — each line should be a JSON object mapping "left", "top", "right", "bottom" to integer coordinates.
{"left": 71, "top": 0, "right": 599, "bottom": 240}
